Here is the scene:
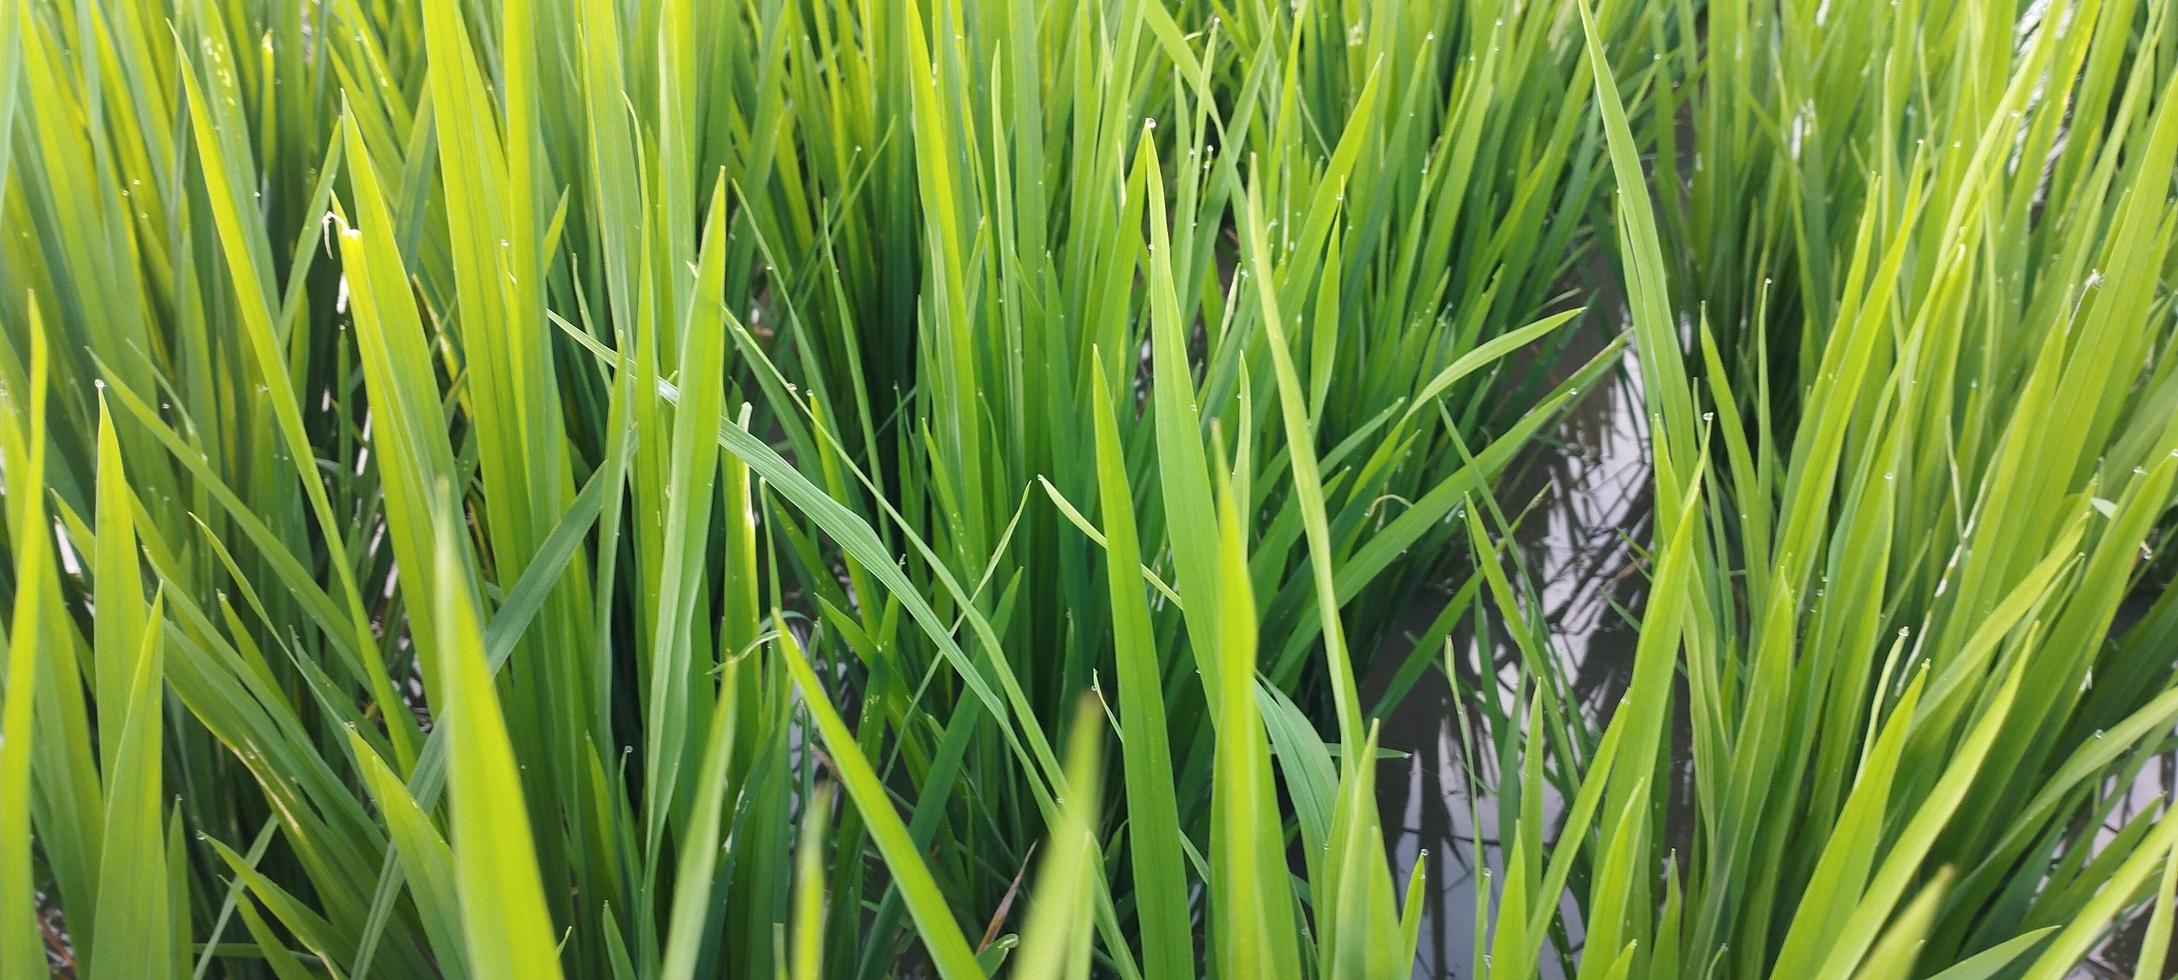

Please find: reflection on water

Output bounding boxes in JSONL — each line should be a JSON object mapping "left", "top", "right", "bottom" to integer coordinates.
{"left": 2091, "top": 774, "right": 2172, "bottom": 976}
{"left": 1372, "top": 315, "right": 1651, "bottom": 979}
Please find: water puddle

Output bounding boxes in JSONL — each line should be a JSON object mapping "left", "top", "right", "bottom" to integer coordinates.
{"left": 1372, "top": 311, "right": 1652, "bottom": 978}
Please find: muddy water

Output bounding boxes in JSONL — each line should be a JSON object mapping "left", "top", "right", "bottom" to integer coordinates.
{"left": 1372, "top": 321, "right": 1652, "bottom": 978}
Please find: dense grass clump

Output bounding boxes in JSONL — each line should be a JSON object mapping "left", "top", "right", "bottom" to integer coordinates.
{"left": 0, "top": 0, "right": 2173, "bottom": 977}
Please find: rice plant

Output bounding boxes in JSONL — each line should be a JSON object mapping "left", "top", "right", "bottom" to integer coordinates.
{"left": 1470, "top": 1, "right": 2178, "bottom": 977}
{"left": 0, "top": 0, "right": 1635, "bottom": 974}
{"left": 2, "top": 0, "right": 2174, "bottom": 977}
